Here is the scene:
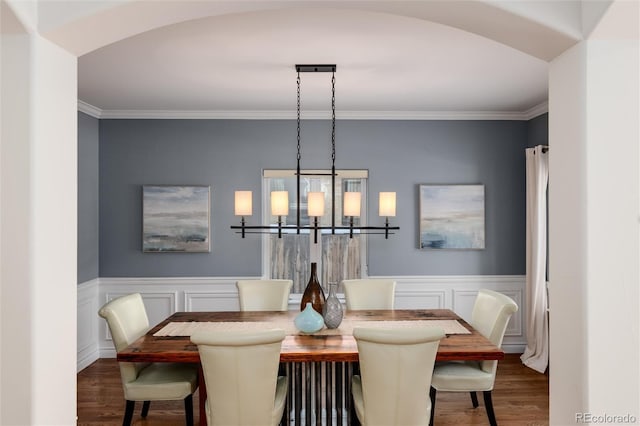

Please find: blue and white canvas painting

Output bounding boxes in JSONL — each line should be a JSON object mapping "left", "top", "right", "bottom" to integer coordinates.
{"left": 143, "top": 185, "right": 210, "bottom": 252}
{"left": 419, "top": 185, "right": 485, "bottom": 250}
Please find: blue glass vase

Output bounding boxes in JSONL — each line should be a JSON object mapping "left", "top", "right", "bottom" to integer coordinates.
{"left": 294, "top": 302, "right": 325, "bottom": 333}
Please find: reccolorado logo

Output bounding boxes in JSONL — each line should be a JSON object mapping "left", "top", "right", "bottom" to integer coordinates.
{"left": 576, "top": 413, "right": 637, "bottom": 424}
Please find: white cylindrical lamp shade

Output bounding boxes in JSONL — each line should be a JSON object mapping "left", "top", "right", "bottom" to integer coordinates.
{"left": 234, "top": 191, "right": 252, "bottom": 216}
{"left": 379, "top": 192, "right": 396, "bottom": 217}
{"left": 271, "top": 191, "right": 289, "bottom": 216}
{"left": 343, "top": 192, "right": 361, "bottom": 217}
{"left": 308, "top": 192, "right": 325, "bottom": 217}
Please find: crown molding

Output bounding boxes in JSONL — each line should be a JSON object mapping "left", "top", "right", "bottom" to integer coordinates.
{"left": 100, "top": 109, "right": 297, "bottom": 120}
{"left": 78, "top": 100, "right": 103, "bottom": 118}
{"left": 522, "top": 101, "right": 549, "bottom": 120}
{"left": 78, "top": 100, "right": 549, "bottom": 121}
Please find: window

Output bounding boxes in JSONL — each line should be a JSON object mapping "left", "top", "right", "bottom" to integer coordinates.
{"left": 263, "top": 170, "right": 368, "bottom": 293}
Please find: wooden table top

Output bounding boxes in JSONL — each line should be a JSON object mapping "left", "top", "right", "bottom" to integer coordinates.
{"left": 117, "top": 309, "right": 504, "bottom": 363}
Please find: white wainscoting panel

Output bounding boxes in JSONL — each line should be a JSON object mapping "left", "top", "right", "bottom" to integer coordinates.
{"left": 391, "top": 275, "right": 526, "bottom": 352}
{"left": 185, "top": 291, "right": 239, "bottom": 312}
{"left": 453, "top": 290, "right": 482, "bottom": 322}
{"left": 78, "top": 274, "right": 526, "bottom": 367}
{"left": 77, "top": 279, "right": 99, "bottom": 371}
{"left": 97, "top": 277, "right": 252, "bottom": 359}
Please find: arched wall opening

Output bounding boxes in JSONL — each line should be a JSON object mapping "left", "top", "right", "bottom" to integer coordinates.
{"left": 2, "top": 1, "right": 637, "bottom": 425}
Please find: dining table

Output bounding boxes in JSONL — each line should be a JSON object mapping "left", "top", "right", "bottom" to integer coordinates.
{"left": 117, "top": 309, "right": 504, "bottom": 426}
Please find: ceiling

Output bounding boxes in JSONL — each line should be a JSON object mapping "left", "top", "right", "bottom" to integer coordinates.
{"left": 78, "top": 7, "right": 551, "bottom": 119}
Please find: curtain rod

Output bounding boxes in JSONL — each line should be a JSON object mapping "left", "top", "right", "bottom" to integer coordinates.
{"left": 528, "top": 145, "right": 548, "bottom": 154}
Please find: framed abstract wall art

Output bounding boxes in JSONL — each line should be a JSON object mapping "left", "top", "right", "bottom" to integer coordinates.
{"left": 419, "top": 184, "right": 485, "bottom": 250}
{"left": 142, "top": 185, "right": 210, "bottom": 252}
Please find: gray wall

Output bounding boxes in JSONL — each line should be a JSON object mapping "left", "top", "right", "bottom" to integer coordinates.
{"left": 78, "top": 112, "right": 100, "bottom": 283}
{"left": 527, "top": 113, "right": 548, "bottom": 148}
{"left": 99, "top": 119, "right": 534, "bottom": 277}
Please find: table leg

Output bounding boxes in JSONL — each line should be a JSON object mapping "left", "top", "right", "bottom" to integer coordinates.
{"left": 295, "top": 363, "right": 302, "bottom": 426}
{"left": 198, "top": 364, "right": 207, "bottom": 426}
{"left": 326, "top": 362, "right": 333, "bottom": 426}
{"left": 336, "top": 362, "right": 343, "bottom": 426}
{"left": 284, "top": 363, "right": 291, "bottom": 425}
{"left": 305, "top": 363, "right": 312, "bottom": 426}
{"left": 315, "top": 362, "right": 322, "bottom": 426}
{"left": 347, "top": 362, "right": 357, "bottom": 426}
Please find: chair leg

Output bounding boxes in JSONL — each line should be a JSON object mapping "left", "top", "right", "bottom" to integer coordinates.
{"left": 184, "top": 394, "right": 194, "bottom": 426}
{"left": 470, "top": 391, "right": 479, "bottom": 408}
{"left": 483, "top": 390, "right": 498, "bottom": 426}
{"left": 123, "top": 400, "right": 135, "bottom": 426}
{"left": 350, "top": 393, "right": 360, "bottom": 426}
{"left": 141, "top": 401, "right": 150, "bottom": 418}
{"left": 429, "top": 387, "right": 437, "bottom": 426}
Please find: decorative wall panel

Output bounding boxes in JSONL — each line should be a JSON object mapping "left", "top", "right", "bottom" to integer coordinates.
{"left": 79, "top": 275, "right": 526, "bottom": 367}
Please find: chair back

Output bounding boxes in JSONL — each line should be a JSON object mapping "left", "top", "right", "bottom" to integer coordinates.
{"left": 98, "top": 293, "right": 151, "bottom": 384}
{"left": 354, "top": 327, "right": 444, "bottom": 425}
{"left": 342, "top": 279, "right": 396, "bottom": 310}
{"left": 471, "top": 289, "right": 518, "bottom": 374}
{"left": 236, "top": 279, "right": 293, "bottom": 311}
{"left": 191, "top": 329, "right": 286, "bottom": 425}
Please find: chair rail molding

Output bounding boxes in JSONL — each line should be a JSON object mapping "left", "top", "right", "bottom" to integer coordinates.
{"left": 78, "top": 275, "right": 526, "bottom": 370}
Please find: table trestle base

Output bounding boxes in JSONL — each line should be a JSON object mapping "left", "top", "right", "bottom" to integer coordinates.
{"left": 284, "top": 361, "right": 357, "bottom": 425}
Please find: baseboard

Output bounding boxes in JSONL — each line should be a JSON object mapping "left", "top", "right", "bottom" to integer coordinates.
{"left": 78, "top": 348, "right": 101, "bottom": 370}
{"left": 503, "top": 344, "right": 526, "bottom": 354}
{"left": 99, "top": 348, "right": 117, "bottom": 359}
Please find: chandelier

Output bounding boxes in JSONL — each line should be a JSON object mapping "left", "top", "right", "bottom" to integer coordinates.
{"left": 231, "top": 64, "right": 399, "bottom": 243}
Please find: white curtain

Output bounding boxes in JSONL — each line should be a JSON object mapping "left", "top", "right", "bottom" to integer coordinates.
{"left": 521, "top": 145, "right": 549, "bottom": 373}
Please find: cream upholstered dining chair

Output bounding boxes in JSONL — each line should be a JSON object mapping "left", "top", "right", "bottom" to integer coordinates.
{"left": 342, "top": 279, "right": 396, "bottom": 310}
{"left": 430, "top": 289, "right": 518, "bottom": 426}
{"left": 191, "top": 329, "right": 288, "bottom": 426}
{"left": 98, "top": 293, "right": 198, "bottom": 426}
{"left": 351, "top": 326, "right": 445, "bottom": 425}
{"left": 236, "top": 279, "right": 293, "bottom": 311}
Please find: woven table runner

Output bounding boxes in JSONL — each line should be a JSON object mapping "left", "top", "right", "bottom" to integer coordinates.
{"left": 153, "top": 318, "right": 470, "bottom": 337}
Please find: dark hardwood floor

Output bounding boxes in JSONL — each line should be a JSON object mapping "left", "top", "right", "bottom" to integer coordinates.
{"left": 77, "top": 354, "right": 548, "bottom": 425}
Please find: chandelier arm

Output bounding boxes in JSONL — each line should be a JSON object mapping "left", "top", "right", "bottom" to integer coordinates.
{"left": 231, "top": 224, "right": 399, "bottom": 237}
{"left": 231, "top": 224, "right": 400, "bottom": 232}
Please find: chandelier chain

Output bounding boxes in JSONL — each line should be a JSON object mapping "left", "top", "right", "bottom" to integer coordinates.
{"left": 331, "top": 72, "right": 336, "bottom": 167}
{"left": 297, "top": 71, "right": 301, "bottom": 162}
